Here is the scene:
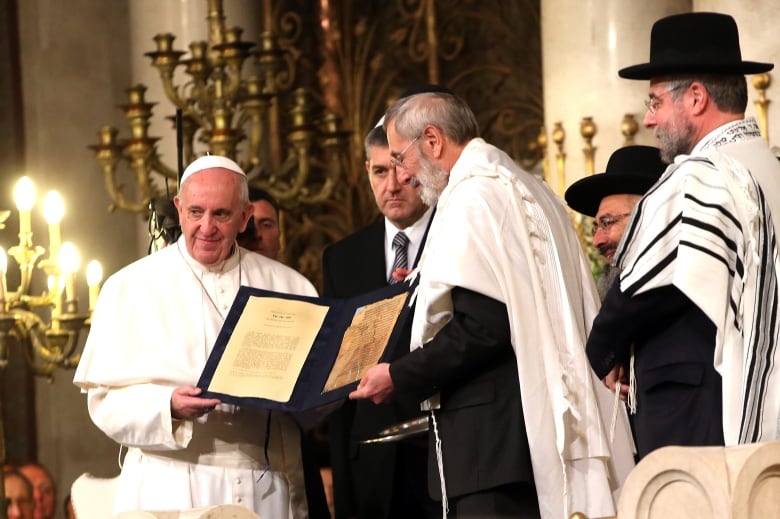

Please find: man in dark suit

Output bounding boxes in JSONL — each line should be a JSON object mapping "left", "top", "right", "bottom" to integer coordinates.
{"left": 322, "top": 125, "right": 437, "bottom": 519}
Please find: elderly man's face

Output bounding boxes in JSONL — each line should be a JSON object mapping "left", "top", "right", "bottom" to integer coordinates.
{"left": 387, "top": 123, "right": 449, "bottom": 206}
{"left": 5, "top": 473, "right": 35, "bottom": 519}
{"left": 175, "top": 168, "right": 252, "bottom": 268}
{"left": 18, "top": 465, "right": 53, "bottom": 519}
{"left": 592, "top": 193, "right": 642, "bottom": 264}
{"left": 366, "top": 144, "right": 428, "bottom": 229}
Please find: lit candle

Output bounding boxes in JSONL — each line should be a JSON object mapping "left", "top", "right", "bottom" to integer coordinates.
{"left": 13, "top": 176, "right": 35, "bottom": 241}
{"left": 0, "top": 247, "right": 7, "bottom": 313}
{"left": 58, "top": 242, "right": 80, "bottom": 311}
{"left": 43, "top": 190, "right": 64, "bottom": 261}
{"left": 86, "top": 260, "right": 103, "bottom": 312}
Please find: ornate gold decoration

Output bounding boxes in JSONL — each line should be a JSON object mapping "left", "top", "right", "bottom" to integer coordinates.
{"left": 621, "top": 113, "right": 639, "bottom": 146}
{"left": 0, "top": 177, "right": 101, "bottom": 376}
{"left": 752, "top": 72, "right": 772, "bottom": 142}
{"left": 580, "top": 116, "right": 597, "bottom": 176}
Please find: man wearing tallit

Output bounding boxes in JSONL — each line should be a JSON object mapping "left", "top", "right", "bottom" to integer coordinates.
{"left": 350, "top": 92, "right": 633, "bottom": 519}
{"left": 74, "top": 156, "right": 316, "bottom": 518}
{"left": 586, "top": 12, "right": 780, "bottom": 459}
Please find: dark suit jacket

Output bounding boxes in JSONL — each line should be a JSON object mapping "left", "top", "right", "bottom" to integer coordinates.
{"left": 587, "top": 282, "right": 723, "bottom": 458}
{"left": 389, "top": 287, "right": 534, "bottom": 499}
{"left": 322, "top": 216, "right": 434, "bottom": 518}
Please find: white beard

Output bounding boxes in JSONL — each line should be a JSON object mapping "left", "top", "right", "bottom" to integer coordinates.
{"left": 415, "top": 153, "right": 449, "bottom": 206}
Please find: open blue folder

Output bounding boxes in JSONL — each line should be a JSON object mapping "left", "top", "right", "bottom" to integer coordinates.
{"left": 197, "top": 281, "right": 413, "bottom": 412}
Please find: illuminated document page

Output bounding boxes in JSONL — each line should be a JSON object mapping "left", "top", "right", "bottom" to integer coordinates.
{"left": 206, "top": 296, "right": 329, "bottom": 403}
{"left": 322, "top": 291, "right": 408, "bottom": 392}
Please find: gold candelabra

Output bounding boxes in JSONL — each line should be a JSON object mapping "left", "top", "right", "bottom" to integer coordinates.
{"left": 0, "top": 176, "right": 102, "bottom": 377}
{"left": 90, "top": 0, "right": 349, "bottom": 216}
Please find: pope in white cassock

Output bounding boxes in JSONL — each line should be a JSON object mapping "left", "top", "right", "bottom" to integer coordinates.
{"left": 74, "top": 155, "right": 317, "bottom": 518}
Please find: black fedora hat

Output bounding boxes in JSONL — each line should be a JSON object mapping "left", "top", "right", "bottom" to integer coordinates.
{"left": 619, "top": 12, "right": 773, "bottom": 80}
{"left": 565, "top": 145, "right": 667, "bottom": 217}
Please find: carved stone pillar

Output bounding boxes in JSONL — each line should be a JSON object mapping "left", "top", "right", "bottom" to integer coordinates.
{"left": 541, "top": 0, "right": 691, "bottom": 192}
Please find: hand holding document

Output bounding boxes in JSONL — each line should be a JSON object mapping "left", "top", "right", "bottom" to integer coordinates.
{"left": 197, "top": 282, "right": 412, "bottom": 412}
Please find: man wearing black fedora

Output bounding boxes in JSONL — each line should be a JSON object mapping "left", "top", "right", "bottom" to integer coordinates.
{"left": 565, "top": 145, "right": 666, "bottom": 299}
{"left": 586, "top": 12, "right": 780, "bottom": 459}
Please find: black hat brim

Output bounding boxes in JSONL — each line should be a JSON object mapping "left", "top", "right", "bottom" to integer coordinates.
{"left": 564, "top": 174, "right": 660, "bottom": 217}
{"left": 619, "top": 60, "right": 773, "bottom": 80}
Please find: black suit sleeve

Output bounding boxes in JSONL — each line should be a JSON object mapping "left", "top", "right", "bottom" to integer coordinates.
{"left": 586, "top": 280, "right": 703, "bottom": 378}
{"left": 389, "top": 286, "right": 512, "bottom": 402}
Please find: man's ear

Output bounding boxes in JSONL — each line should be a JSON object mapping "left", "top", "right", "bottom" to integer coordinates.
{"left": 689, "top": 81, "right": 708, "bottom": 116}
{"left": 422, "top": 125, "right": 445, "bottom": 159}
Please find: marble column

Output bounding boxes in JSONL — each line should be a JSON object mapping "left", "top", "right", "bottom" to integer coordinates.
{"left": 694, "top": 0, "right": 780, "bottom": 152}
{"left": 541, "top": 0, "right": 691, "bottom": 194}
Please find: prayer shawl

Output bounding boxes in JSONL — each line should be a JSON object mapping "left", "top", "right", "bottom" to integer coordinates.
{"left": 616, "top": 121, "right": 780, "bottom": 444}
{"left": 410, "top": 138, "right": 634, "bottom": 519}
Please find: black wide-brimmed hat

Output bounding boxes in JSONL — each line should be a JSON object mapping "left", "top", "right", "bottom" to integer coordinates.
{"left": 565, "top": 145, "right": 667, "bottom": 217}
{"left": 619, "top": 12, "right": 773, "bottom": 80}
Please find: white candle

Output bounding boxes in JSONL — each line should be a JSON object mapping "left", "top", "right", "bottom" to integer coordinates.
{"left": 43, "top": 190, "right": 64, "bottom": 260}
{"left": 13, "top": 176, "right": 35, "bottom": 239}
{"left": 86, "top": 260, "right": 103, "bottom": 312}
{"left": 58, "top": 242, "right": 80, "bottom": 310}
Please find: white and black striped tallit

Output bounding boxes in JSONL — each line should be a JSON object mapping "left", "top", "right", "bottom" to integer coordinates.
{"left": 615, "top": 149, "right": 780, "bottom": 444}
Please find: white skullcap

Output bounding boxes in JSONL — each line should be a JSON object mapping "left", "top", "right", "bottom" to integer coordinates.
{"left": 180, "top": 155, "right": 246, "bottom": 186}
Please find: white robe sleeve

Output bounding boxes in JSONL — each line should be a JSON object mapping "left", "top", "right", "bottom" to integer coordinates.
{"left": 87, "top": 383, "right": 193, "bottom": 450}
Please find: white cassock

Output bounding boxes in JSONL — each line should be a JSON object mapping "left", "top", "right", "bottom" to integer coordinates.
{"left": 74, "top": 239, "right": 317, "bottom": 518}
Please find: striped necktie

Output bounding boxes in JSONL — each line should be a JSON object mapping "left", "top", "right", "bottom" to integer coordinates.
{"left": 389, "top": 231, "right": 409, "bottom": 284}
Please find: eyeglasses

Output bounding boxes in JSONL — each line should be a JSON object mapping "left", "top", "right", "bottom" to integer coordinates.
{"left": 591, "top": 213, "right": 632, "bottom": 235}
{"left": 643, "top": 83, "right": 689, "bottom": 114}
{"left": 390, "top": 135, "right": 420, "bottom": 169}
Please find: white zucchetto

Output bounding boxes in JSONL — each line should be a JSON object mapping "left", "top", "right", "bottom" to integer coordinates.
{"left": 180, "top": 155, "right": 245, "bottom": 186}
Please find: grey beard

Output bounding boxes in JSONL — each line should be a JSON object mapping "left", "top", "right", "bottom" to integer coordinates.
{"left": 655, "top": 118, "right": 696, "bottom": 163}
{"left": 597, "top": 263, "right": 622, "bottom": 301}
